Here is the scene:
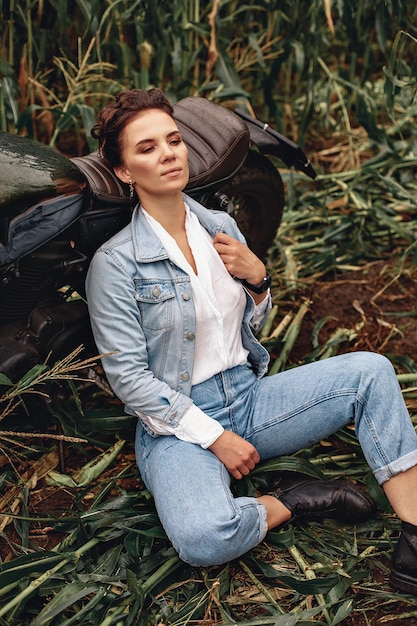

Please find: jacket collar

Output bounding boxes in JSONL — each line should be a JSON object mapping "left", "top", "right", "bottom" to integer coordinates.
{"left": 130, "top": 193, "right": 229, "bottom": 262}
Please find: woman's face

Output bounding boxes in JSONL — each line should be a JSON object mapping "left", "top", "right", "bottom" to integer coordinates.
{"left": 114, "top": 109, "right": 189, "bottom": 202}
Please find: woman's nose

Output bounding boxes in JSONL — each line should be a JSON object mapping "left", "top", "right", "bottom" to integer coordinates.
{"left": 161, "top": 143, "right": 175, "bottom": 161}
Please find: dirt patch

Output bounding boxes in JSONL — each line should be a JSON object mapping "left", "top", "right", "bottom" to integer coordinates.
{"left": 284, "top": 259, "right": 417, "bottom": 367}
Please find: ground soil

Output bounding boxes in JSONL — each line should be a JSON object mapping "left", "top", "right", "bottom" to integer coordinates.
{"left": 283, "top": 258, "right": 417, "bottom": 368}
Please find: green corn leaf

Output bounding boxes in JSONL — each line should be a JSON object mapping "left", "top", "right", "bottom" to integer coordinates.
{"left": 29, "top": 581, "right": 101, "bottom": 626}
{"left": 0, "top": 552, "right": 74, "bottom": 590}
{"left": 0, "top": 373, "right": 13, "bottom": 387}
{"left": 45, "top": 438, "right": 125, "bottom": 487}
{"left": 328, "top": 598, "right": 354, "bottom": 625}
{"left": 249, "top": 456, "right": 325, "bottom": 479}
{"left": 243, "top": 554, "right": 341, "bottom": 594}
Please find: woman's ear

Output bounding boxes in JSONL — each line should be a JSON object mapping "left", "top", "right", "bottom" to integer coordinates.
{"left": 114, "top": 165, "right": 130, "bottom": 184}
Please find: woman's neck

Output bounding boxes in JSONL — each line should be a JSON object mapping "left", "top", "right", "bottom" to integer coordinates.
{"left": 141, "top": 193, "right": 186, "bottom": 236}
{"left": 141, "top": 193, "right": 197, "bottom": 273}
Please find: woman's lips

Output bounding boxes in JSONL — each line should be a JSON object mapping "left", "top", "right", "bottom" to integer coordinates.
{"left": 162, "top": 167, "right": 182, "bottom": 177}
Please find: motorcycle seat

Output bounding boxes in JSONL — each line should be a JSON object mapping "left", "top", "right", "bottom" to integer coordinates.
{"left": 71, "top": 97, "right": 250, "bottom": 204}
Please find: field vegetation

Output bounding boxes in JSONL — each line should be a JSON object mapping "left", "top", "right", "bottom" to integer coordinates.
{"left": 1, "top": 1, "right": 417, "bottom": 624}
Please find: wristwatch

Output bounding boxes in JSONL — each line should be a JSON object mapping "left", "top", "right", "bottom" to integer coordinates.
{"left": 242, "top": 271, "right": 271, "bottom": 294}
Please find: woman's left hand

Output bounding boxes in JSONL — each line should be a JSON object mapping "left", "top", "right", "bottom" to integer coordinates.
{"left": 213, "top": 232, "right": 266, "bottom": 285}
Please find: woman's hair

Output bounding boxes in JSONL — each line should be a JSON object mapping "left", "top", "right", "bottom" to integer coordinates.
{"left": 91, "top": 88, "right": 174, "bottom": 167}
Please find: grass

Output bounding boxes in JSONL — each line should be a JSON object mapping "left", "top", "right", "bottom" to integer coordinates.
{"left": 0, "top": 388, "right": 415, "bottom": 624}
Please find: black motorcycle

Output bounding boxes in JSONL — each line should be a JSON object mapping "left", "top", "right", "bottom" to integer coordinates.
{"left": 0, "top": 97, "right": 316, "bottom": 382}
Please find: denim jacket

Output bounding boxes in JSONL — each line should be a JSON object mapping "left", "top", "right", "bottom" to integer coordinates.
{"left": 86, "top": 194, "right": 270, "bottom": 430}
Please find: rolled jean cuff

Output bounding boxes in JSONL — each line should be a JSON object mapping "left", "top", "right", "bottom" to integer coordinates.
{"left": 257, "top": 498, "right": 269, "bottom": 544}
{"left": 374, "top": 449, "right": 417, "bottom": 485}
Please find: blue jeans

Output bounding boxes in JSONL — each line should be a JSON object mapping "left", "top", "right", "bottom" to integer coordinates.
{"left": 135, "top": 352, "right": 417, "bottom": 566}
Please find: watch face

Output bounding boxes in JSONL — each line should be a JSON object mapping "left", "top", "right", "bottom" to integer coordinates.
{"left": 258, "top": 274, "right": 271, "bottom": 292}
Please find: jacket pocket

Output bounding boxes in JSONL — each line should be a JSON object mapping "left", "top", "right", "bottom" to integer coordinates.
{"left": 134, "top": 280, "right": 176, "bottom": 330}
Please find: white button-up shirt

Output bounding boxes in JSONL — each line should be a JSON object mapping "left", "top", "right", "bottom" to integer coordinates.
{"left": 139, "top": 203, "right": 268, "bottom": 447}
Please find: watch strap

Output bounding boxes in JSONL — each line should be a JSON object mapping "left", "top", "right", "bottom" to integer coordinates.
{"left": 242, "top": 271, "right": 271, "bottom": 294}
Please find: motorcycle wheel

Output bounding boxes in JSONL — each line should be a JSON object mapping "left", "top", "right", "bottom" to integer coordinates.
{"left": 218, "top": 149, "right": 285, "bottom": 259}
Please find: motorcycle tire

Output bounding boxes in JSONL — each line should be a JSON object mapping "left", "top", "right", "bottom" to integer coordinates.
{"left": 218, "top": 149, "right": 285, "bottom": 259}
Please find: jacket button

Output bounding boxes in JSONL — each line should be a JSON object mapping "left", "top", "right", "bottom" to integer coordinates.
{"left": 152, "top": 287, "right": 161, "bottom": 297}
{"left": 181, "top": 373, "right": 190, "bottom": 382}
{"left": 186, "top": 332, "right": 195, "bottom": 340}
{"left": 182, "top": 292, "right": 191, "bottom": 301}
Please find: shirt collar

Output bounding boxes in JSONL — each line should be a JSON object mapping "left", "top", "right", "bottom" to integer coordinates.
{"left": 130, "top": 193, "right": 228, "bottom": 262}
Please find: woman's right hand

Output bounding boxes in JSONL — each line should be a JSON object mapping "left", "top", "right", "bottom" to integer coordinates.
{"left": 208, "top": 430, "right": 260, "bottom": 480}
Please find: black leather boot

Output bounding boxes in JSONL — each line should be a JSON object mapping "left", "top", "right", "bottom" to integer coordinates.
{"left": 268, "top": 472, "right": 376, "bottom": 524}
{"left": 390, "top": 521, "right": 417, "bottom": 595}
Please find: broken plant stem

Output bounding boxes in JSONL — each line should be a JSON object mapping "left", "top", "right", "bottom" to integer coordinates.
{"left": 288, "top": 545, "right": 331, "bottom": 623}
{"left": 0, "top": 529, "right": 114, "bottom": 618}
{"left": 239, "top": 560, "right": 285, "bottom": 614}
{"left": 0, "top": 431, "right": 87, "bottom": 443}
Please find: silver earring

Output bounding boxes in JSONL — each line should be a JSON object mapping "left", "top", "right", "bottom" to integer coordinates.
{"left": 128, "top": 179, "right": 135, "bottom": 199}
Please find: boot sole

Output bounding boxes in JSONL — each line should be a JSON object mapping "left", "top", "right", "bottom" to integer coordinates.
{"left": 390, "top": 569, "right": 417, "bottom": 595}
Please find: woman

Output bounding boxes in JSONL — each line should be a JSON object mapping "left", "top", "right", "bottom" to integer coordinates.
{"left": 86, "top": 88, "right": 417, "bottom": 594}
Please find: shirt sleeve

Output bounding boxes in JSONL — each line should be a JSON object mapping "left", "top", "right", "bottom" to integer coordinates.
{"left": 250, "top": 290, "right": 271, "bottom": 332}
{"left": 136, "top": 403, "right": 224, "bottom": 448}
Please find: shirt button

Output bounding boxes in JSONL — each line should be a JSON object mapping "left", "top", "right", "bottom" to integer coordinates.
{"left": 152, "top": 287, "right": 161, "bottom": 297}
{"left": 181, "top": 373, "right": 190, "bottom": 382}
{"left": 186, "top": 332, "right": 195, "bottom": 340}
{"left": 182, "top": 292, "right": 191, "bottom": 301}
